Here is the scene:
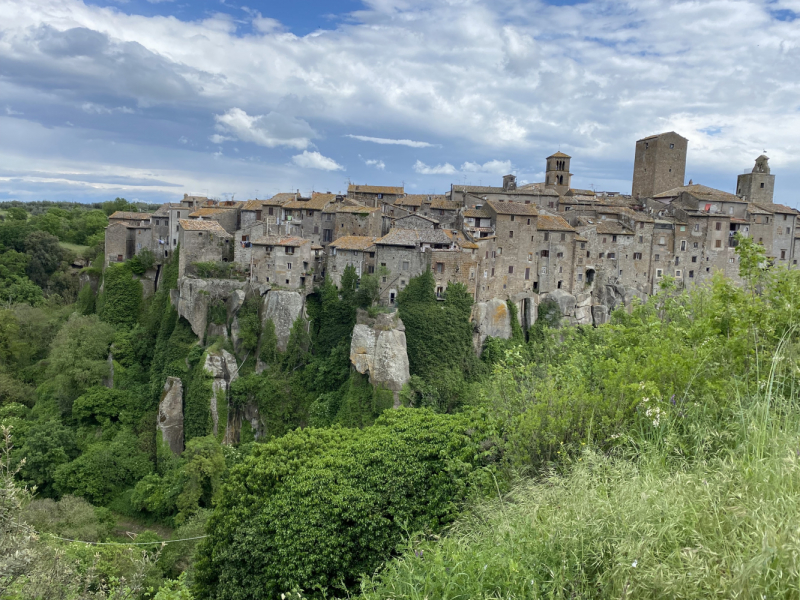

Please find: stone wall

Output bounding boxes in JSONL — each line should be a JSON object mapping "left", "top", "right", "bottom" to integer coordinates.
{"left": 158, "top": 377, "right": 184, "bottom": 455}
{"left": 261, "top": 290, "right": 305, "bottom": 351}
{"left": 350, "top": 310, "right": 410, "bottom": 404}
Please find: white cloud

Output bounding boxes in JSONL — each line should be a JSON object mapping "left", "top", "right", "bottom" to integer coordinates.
{"left": 178, "top": 136, "right": 188, "bottom": 144}
{"left": 365, "top": 159, "right": 385, "bottom": 170}
{"left": 215, "top": 108, "right": 316, "bottom": 149}
{"left": 461, "top": 160, "right": 513, "bottom": 174}
{"left": 209, "top": 134, "right": 234, "bottom": 143}
{"left": 346, "top": 135, "right": 434, "bottom": 148}
{"left": 413, "top": 160, "right": 457, "bottom": 175}
{"left": 5, "top": 107, "right": 23, "bottom": 116}
{"left": 82, "top": 102, "right": 134, "bottom": 115}
{"left": 292, "top": 151, "right": 344, "bottom": 171}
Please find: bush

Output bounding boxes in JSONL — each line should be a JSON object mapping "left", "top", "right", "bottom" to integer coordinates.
{"left": 194, "top": 409, "right": 503, "bottom": 599}
{"left": 22, "top": 494, "right": 114, "bottom": 542}
{"left": 128, "top": 248, "right": 155, "bottom": 275}
{"left": 100, "top": 262, "right": 143, "bottom": 329}
{"left": 75, "top": 282, "right": 95, "bottom": 315}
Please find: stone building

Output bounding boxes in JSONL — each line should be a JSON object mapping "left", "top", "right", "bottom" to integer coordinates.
{"left": 348, "top": 184, "right": 404, "bottom": 207}
{"left": 104, "top": 211, "right": 154, "bottom": 267}
{"left": 327, "top": 236, "right": 377, "bottom": 285}
{"left": 177, "top": 219, "right": 233, "bottom": 278}
{"left": 331, "top": 205, "right": 383, "bottom": 242}
{"left": 249, "top": 236, "right": 317, "bottom": 290}
{"left": 188, "top": 203, "right": 240, "bottom": 234}
{"left": 281, "top": 194, "right": 334, "bottom": 245}
{"left": 151, "top": 204, "right": 172, "bottom": 260}
{"left": 737, "top": 155, "right": 775, "bottom": 204}
{"left": 545, "top": 151, "right": 572, "bottom": 194}
{"left": 631, "top": 131, "right": 688, "bottom": 199}
{"left": 394, "top": 214, "right": 439, "bottom": 230}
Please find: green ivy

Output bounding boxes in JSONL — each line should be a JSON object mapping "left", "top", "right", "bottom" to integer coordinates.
{"left": 99, "top": 263, "right": 142, "bottom": 329}
{"left": 184, "top": 350, "right": 213, "bottom": 443}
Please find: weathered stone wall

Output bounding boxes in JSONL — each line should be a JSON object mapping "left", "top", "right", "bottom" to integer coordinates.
{"left": 174, "top": 277, "right": 250, "bottom": 339}
{"left": 471, "top": 298, "right": 512, "bottom": 353}
{"left": 158, "top": 377, "right": 184, "bottom": 455}
{"left": 374, "top": 244, "right": 430, "bottom": 304}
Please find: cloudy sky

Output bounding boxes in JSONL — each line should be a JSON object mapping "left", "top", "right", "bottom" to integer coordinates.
{"left": 1, "top": 0, "right": 799, "bottom": 205}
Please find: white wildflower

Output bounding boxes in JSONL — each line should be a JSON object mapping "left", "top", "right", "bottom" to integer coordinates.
{"left": 632, "top": 560, "right": 637, "bottom": 568}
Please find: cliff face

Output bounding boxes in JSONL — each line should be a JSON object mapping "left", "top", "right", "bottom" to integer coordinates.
{"left": 173, "top": 277, "right": 253, "bottom": 340}
{"left": 471, "top": 298, "right": 513, "bottom": 353}
{"left": 158, "top": 376, "right": 184, "bottom": 455}
{"left": 350, "top": 311, "right": 410, "bottom": 405}
{"left": 261, "top": 290, "right": 305, "bottom": 352}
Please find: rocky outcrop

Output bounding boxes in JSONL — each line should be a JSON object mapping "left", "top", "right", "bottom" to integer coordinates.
{"left": 262, "top": 290, "right": 304, "bottom": 352}
{"left": 471, "top": 298, "right": 512, "bottom": 352}
{"left": 158, "top": 377, "right": 184, "bottom": 455}
{"left": 203, "top": 350, "right": 239, "bottom": 438}
{"left": 174, "top": 277, "right": 250, "bottom": 339}
{"left": 350, "top": 311, "right": 410, "bottom": 405}
{"left": 595, "top": 282, "right": 647, "bottom": 313}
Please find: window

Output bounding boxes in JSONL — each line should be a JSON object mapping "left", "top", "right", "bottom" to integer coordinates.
{"left": 691, "top": 256, "right": 697, "bottom": 263}
{"left": 510, "top": 215, "right": 515, "bottom": 222}
{"left": 492, "top": 251, "right": 496, "bottom": 258}
{"left": 689, "top": 270, "right": 694, "bottom": 278}
{"left": 716, "top": 222, "right": 722, "bottom": 231}
{"left": 559, "top": 266, "right": 563, "bottom": 273}
{"left": 325, "top": 213, "right": 332, "bottom": 221}
{"left": 498, "top": 248, "right": 502, "bottom": 255}
{"left": 554, "top": 251, "right": 562, "bottom": 258}
{"left": 541, "top": 250, "right": 549, "bottom": 257}
{"left": 541, "top": 267, "right": 547, "bottom": 274}
{"left": 313, "top": 226, "right": 319, "bottom": 234}
{"left": 508, "top": 266, "right": 514, "bottom": 274}
{"left": 599, "top": 252, "right": 605, "bottom": 258}
{"left": 693, "top": 242, "right": 698, "bottom": 249}
{"left": 287, "top": 262, "right": 292, "bottom": 270}
{"left": 603, "top": 237, "right": 607, "bottom": 244}
{"left": 761, "top": 182, "right": 765, "bottom": 188}
{"left": 715, "top": 239, "right": 722, "bottom": 248}
{"left": 730, "top": 258, "right": 736, "bottom": 263}
{"left": 528, "top": 253, "right": 533, "bottom": 262}
{"left": 681, "top": 240, "right": 686, "bottom": 251}
{"left": 654, "top": 254, "right": 660, "bottom": 261}
{"left": 525, "top": 267, "right": 530, "bottom": 280}
{"left": 633, "top": 252, "right": 642, "bottom": 260}
{"left": 548, "top": 201, "right": 555, "bottom": 208}
{"left": 527, "top": 218, "right": 531, "bottom": 225}
{"left": 509, "top": 231, "right": 514, "bottom": 238}
{"left": 607, "top": 252, "right": 616, "bottom": 259}
{"left": 639, "top": 235, "right": 643, "bottom": 243}
{"left": 544, "top": 232, "right": 550, "bottom": 241}
{"left": 675, "top": 256, "right": 680, "bottom": 265}
{"left": 656, "top": 269, "right": 663, "bottom": 277}
{"left": 787, "top": 227, "right": 792, "bottom": 235}
{"left": 435, "top": 262, "right": 444, "bottom": 274}
{"left": 561, "top": 233, "right": 566, "bottom": 241}
{"left": 368, "top": 265, "right": 374, "bottom": 274}
{"left": 577, "top": 273, "right": 583, "bottom": 282}
{"left": 557, "top": 280, "right": 563, "bottom": 289}
{"left": 485, "top": 251, "right": 489, "bottom": 259}
{"left": 491, "top": 268, "right": 495, "bottom": 277}
{"left": 659, "top": 236, "right": 666, "bottom": 245}
{"left": 675, "top": 270, "right": 682, "bottom": 277}
{"left": 285, "top": 247, "right": 295, "bottom": 255}
{"left": 680, "top": 226, "right": 686, "bottom": 232}
{"left": 323, "top": 229, "right": 332, "bottom": 242}
{"left": 269, "top": 207, "right": 274, "bottom": 216}
{"left": 694, "top": 224, "right": 700, "bottom": 232}
{"left": 402, "top": 260, "right": 410, "bottom": 271}
{"left": 670, "top": 143, "right": 675, "bottom": 149}
{"left": 640, "top": 222, "right": 644, "bottom": 229}
{"left": 612, "top": 235, "right": 618, "bottom": 242}
{"left": 781, "top": 250, "right": 787, "bottom": 260}
{"left": 580, "top": 242, "right": 586, "bottom": 249}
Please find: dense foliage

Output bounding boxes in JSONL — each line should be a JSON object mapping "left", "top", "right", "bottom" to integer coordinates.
{"left": 194, "top": 409, "right": 503, "bottom": 599}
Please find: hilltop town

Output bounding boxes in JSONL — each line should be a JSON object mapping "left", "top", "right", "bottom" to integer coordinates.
{"left": 105, "top": 132, "right": 797, "bottom": 330}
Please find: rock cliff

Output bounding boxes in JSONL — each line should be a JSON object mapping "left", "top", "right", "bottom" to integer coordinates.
{"left": 173, "top": 277, "right": 251, "bottom": 339}
{"left": 350, "top": 310, "right": 410, "bottom": 405}
{"left": 158, "top": 377, "right": 184, "bottom": 455}
{"left": 471, "top": 298, "right": 513, "bottom": 353}
{"left": 203, "top": 349, "right": 239, "bottom": 439}
{"left": 261, "top": 290, "right": 305, "bottom": 352}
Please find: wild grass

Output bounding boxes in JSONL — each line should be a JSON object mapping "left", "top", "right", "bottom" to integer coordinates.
{"left": 359, "top": 314, "right": 800, "bottom": 599}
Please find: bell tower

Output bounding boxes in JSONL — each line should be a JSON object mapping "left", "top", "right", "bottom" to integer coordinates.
{"left": 545, "top": 151, "right": 571, "bottom": 194}
{"left": 736, "top": 154, "right": 775, "bottom": 204}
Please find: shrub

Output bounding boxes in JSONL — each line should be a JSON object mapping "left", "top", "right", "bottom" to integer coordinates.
{"left": 22, "top": 494, "right": 114, "bottom": 542}
{"left": 194, "top": 409, "right": 503, "bottom": 599}
{"left": 75, "top": 282, "right": 95, "bottom": 315}
{"left": 100, "top": 262, "right": 143, "bottom": 329}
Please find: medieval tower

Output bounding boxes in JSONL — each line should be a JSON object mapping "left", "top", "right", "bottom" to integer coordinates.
{"left": 546, "top": 151, "right": 572, "bottom": 194}
{"left": 737, "top": 155, "right": 775, "bottom": 204}
{"left": 631, "top": 131, "right": 688, "bottom": 198}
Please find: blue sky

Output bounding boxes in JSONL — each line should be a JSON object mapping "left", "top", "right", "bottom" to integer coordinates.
{"left": 1, "top": 0, "right": 799, "bottom": 206}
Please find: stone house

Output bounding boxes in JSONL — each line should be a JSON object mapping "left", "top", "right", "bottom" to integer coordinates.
{"left": 177, "top": 219, "right": 233, "bottom": 278}
{"left": 188, "top": 203, "right": 240, "bottom": 234}
{"left": 327, "top": 236, "right": 377, "bottom": 285}
{"left": 393, "top": 214, "right": 439, "bottom": 230}
{"left": 373, "top": 228, "right": 454, "bottom": 304}
{"left": 281, "top": 194, "right": 334, "bottom": 245}
{"left": 240, "top": 199, "right": 266, "bottom": 229}
{"left": 104, "top": 211, "right": 155, "bottom": 267}
{"left": 151, "top": 204, "right": 173, "bottom": 261}
{"left": 430, "top": 231, "right": 480, "bottom": 299}
{"left": 331, "top": 205, "right": 383, "bottom": 242}
{"left": 461, "top": 207, "right": 495, "bottom": 239}
{"left": 249, "top": 236, "right": 316, "bottom": 290}
{"left": 348, "top": 184, "right": 404, "bottom": 207}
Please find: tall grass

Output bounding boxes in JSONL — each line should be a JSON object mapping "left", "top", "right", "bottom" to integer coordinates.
{"left": 358, "top": 338, "right": 800, "bottom": 599}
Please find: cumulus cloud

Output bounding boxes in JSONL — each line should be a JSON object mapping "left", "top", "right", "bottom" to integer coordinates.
{"left": 292, "top": 151, "right": 344, "bottom": 171}
{"left": 346, "top": 135, "right": 434, "bottom": 148}
{"left": 209, "top": 134, "right": 234, "bottom": 143}
{"left": 365, "top": 159, "right": 385, "bottom": 170}
{"left": 461, "top": 160, "right": 513, "bottom": 174}
{"left": 215, "top": 108, "right": 316, "bottom": 149}
{"left": 413, "top": 160, "right": 457, "bottom": 175}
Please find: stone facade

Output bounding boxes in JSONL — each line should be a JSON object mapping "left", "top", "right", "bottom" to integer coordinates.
{"left": 632, "top": 131, "right": 688, "bottom": 199}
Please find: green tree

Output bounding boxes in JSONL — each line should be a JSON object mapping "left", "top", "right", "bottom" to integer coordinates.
{"left": 259, "top": 318, "right": 278, "bottom": 365}
{"left": 734, "top": 232, "right": 768, "bottom": 292}
{"left": 6, "top": 206, "right": 28, "bottom": 221}
{"left": 100, "top": 263, "right": 143, "bottom": 329}
{"left": 54, "top": 429, "right": 152, "bottom": 505}
{"left": 46, "top": 314, "right": 115, "bottom": 413}
{"left": 76, "top": 283, "right": 96, "bottom": 315}
{"left": 13, "top": 418, "right": 78, "bottom": 497}
{"left": 101, "top": 197, "right": 135, "bottom": 216}
{"left": 71, "top": 387, "right": 134, "bottom": 427}
{"left": 194, "top": 409, "right": 502, "bottom": 599}
{"left": 24, "top": 230, "right": 63, "bottom": 288}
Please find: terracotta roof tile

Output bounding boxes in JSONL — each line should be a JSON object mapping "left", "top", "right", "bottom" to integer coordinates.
{"left": 264, "top": 193, "right": 296, "bottom": 205}
{"left": 284, "top": 195, "right": 333, "bottom": 211}
{"left": 376, "top": 228, "right": 453, "bottom": 247}
{"left": 179, "top": 219, "right": 229, "bottom": 234}
{"left": 547, "top": 151, "right": 571, "bottom": 158}
{"left": 242, "top": 199, "right": 266, "bottom": 210}
{"left": 189, "top": 207, "right": 225, "bottom": 217}
{"left": 463, "top": 208, "right": 492, "bottom": 218}
{"left": 329, "top": 236, "right": 377, "bottom": 251}
{"left": 486, "top": 200, "right": 538, "bottom": 216}
{"left": 348, "top": 184, "right": 404, "bottom": 195}
{"left": 336, "top": 205, "right": 381, "bottom": 214}
{"left": 109, "top": 211, "right": 151, "bottom": 220}
{"left": 537, "top": 214, "right": 575, "bottom": 232}
{"left": 754, "top": 202, "right": 798, "bottom": 215}
{"left": 429, "top": 198, "right": 460, "bottom": 210}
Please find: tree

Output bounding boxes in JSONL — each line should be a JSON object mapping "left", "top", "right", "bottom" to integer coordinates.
{"left": 340, "top": 264, "right": 359, "bottom": 307}
{"left": 71, "top": 387, "right": 134, "bottom": 427}
{"left": 100, "top": 263, "right": 143, "bottom": 329}
{"left": 13, "top": 418, "right": 78, "bottom": 498}
{"left": 6, "top": 206, "right": 28, "bottom": 221}
{"left": 76, "top": 283, "right": 96, "bottom": 315}
{"left": 194, "top": 409, "right": 502, "bottom": 599}
{"left": 24, "top": 230, "right": 63, "bottom": 288}
{"left": 734, "top": 232, "right": 768, "bottom": 293}
{"left": 46, "top": 314, "right": 115, "bottom": 413}
{"left": 101, "top": 197, "right": 135, "bottom": 216}
{"left": 355, "top": 273, "right": 381, "bottom": 308}
{"left": 54, "top": 429, "right": 152, "bottom": 505}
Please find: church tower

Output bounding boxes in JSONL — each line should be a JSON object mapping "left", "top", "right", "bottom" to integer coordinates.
{"left": 545, "top": 151, "right": 571, "bottom": 194}
{"left": 736, "top": 155, "right": 775, "bottom": 204}
{"left": 631, "top": 131, "right": 687, "bottom": 198}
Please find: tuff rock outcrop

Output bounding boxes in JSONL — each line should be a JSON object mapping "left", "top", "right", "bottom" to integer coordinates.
{"left": 203, "top": 349, "right": 239, "bottom": 438}
{"left": 261, "top": 290, "right": 304, "bottom": 352}
{"left": 174, "top": 277, "right": 250, "bottom": 339}
{"left": 350, "top": 310, "right": 410, "bottom": 406}
{"left": 471, "top": 298, "right": 512, "bottom": 353}
{"left": 158, "top": 377, "right": 184, "bottom": 455}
